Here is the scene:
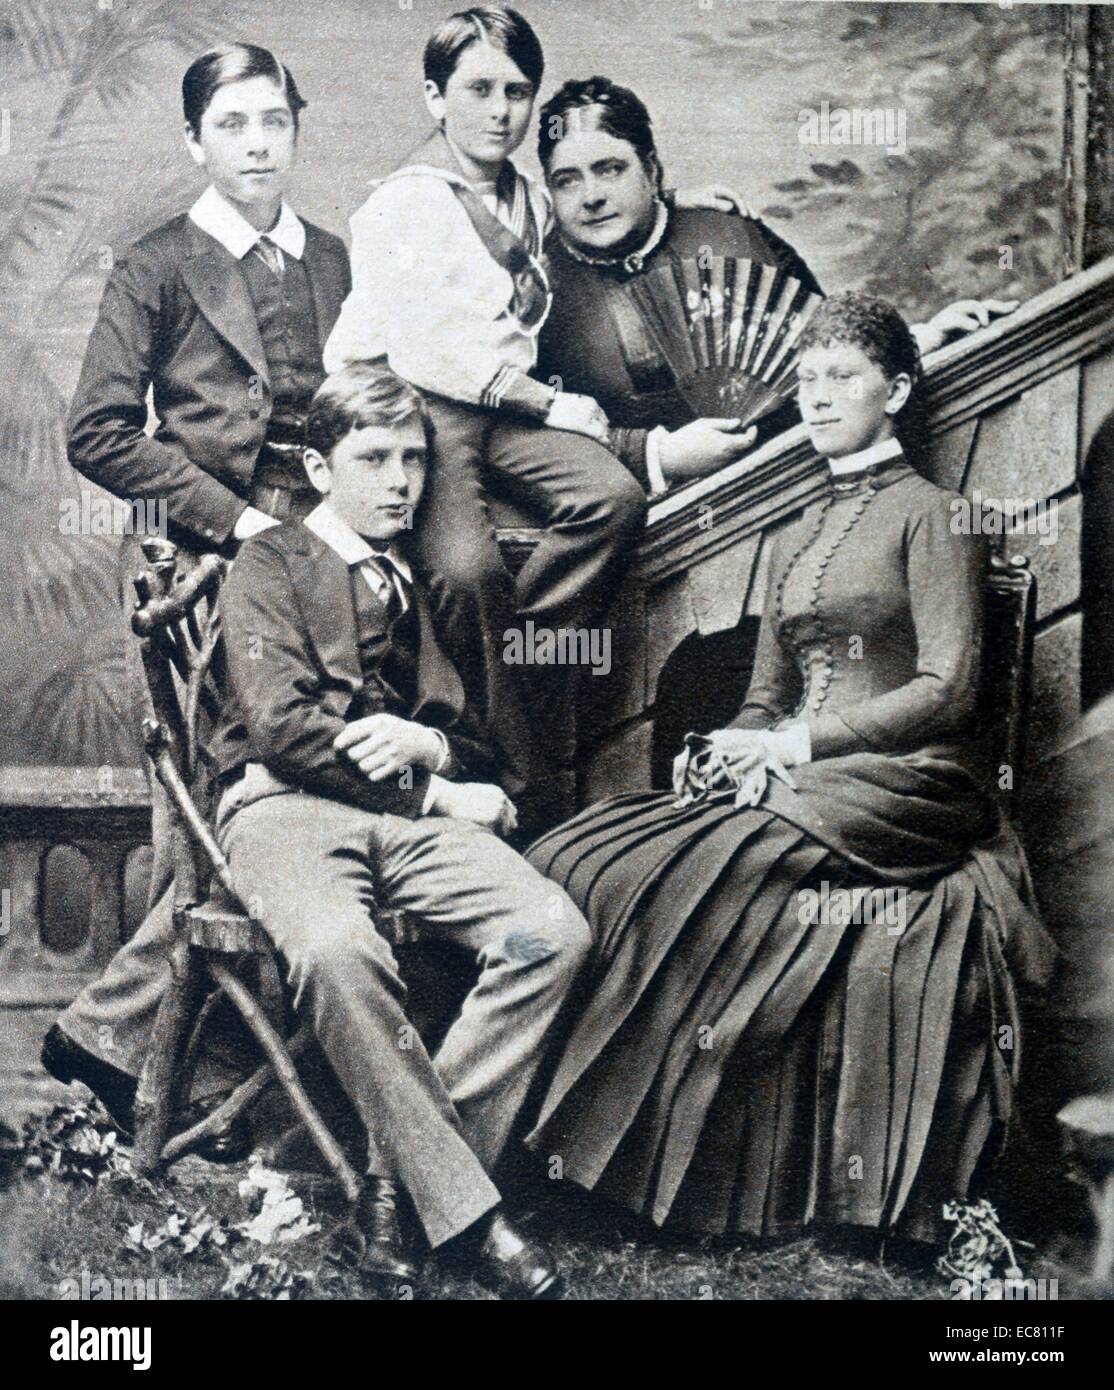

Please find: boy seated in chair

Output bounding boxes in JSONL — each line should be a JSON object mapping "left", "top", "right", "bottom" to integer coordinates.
{"left": 206, "top": 362, "right": 591, "bottom": 1298}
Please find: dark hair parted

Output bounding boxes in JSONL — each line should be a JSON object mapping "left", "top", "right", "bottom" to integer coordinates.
{"left": 424, "top": 6, "right": 544, "bottom": 94}
{"left": 307, "top": 362, "right": 434, "bottom": 463}
{"left": 798, "top": 291, "right": 928, "bottom": 459}
{"left": 182, "top": 43, "right": 307, "bottom": 138}
{"left": 538, "top": 77, "right": 662, "bottom": 192}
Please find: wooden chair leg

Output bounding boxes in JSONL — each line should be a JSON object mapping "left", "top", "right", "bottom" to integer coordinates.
{"left": 178, "top": 984, "right": 223, "bottom": 1087}
{"left": 133, "top": 940, "right": 205, "bottom": 1174}
{"left": 208, "top": 961, "right": 362, "bottom": 1204}
{"left": 162, "top": 1023, "right": 313, "bottom": 1166}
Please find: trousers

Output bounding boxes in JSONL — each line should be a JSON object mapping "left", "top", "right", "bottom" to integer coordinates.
{"left": 216, "top": 781, "right": 592, "bottom": 1246}
{"left": 412, "top": 400, "right": 647, "bottom": 783}
{"left": 54, "top": 428, "right": 638, "bottom": 1086}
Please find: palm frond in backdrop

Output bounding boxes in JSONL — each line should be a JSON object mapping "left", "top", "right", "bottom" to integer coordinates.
{"left": 0, "top": 0, "right": 244, "bottom": 767}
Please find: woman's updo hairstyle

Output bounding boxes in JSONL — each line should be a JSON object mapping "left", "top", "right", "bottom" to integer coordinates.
{"left": 182, "top": 43, "right": 306, "bottom": 138}
{"left": 798, "top": 291, "right": 921, "bottom": 384}
{"left": 538, "top": 77, "right": 663, "bottom": 194}
{"left": 798, "top": 291, "right": 928, "bottom": 459}
{"left": 424, "top": 6, "right": 544, "bottom": 94}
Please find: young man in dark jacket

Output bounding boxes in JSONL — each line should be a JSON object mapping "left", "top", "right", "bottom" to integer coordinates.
{"left": 206, "top": 363, "right": 588, "bottom": 1296}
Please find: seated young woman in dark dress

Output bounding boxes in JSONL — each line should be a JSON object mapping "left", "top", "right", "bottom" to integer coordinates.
{"left": 536, "top": 78, "right": 1016, "bottom": 496}
{"left": 524, "top": 293, "right": 1055, "bottom": 1242}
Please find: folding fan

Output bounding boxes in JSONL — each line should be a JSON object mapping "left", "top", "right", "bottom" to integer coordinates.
{"left": 630, "top": 256, "right": 823, "bottom": 426}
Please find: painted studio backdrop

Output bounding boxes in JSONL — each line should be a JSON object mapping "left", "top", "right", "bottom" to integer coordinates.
{"left": 0, "top": 0, "right": 1065, "bottom": 768}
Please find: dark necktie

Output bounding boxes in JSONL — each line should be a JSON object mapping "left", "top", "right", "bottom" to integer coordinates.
{"left": 363, "top": 553, "right": 407, "bottom": 623}
{"left": 254, "top": 235, "right": 284, "bottom": 278}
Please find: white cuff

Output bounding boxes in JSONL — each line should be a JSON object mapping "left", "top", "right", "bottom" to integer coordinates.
{"left": 776, "top": 722, "right": 812, "bottom": 765}
{"left": 646, "top": 427, "right": 670, "bottom": 496}
{"left": 422, "top": 771, "right": 450, "bottom": 815}
{"left": 429, "top": 728, "right": 450, "bottom": 773}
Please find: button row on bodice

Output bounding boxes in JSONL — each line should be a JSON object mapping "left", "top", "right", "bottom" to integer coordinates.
{"left": 776, "top": 483, "right": 881, "bottom": 718}
{"left": 796, "top": 643, "right": 836, "bottom": 713}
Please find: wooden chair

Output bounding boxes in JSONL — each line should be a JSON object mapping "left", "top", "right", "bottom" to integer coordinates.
{"left": 980, "top": 547, "right": 1036, "bottom": 804}
{"left": 127, "top": 531, "right": 1036, "bottom": 1189}
{"left": 979, "top": 552, "right": 1114, "bottom": 1283}
{"left": 128, "top": 536, "right": 361, "bottom": 1201}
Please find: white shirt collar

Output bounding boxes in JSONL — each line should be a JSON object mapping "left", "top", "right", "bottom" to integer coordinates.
{"left": 442, "top": 132, "right": 522, "bottom": 230}
{"left": 826, "top": 435, "right": 904, "bottom": 476}
{"left": 303, "top": 501, "right": 413, "bottom": 582}
{"left": 188, "top": 184, "right": 306, "bottom": 261}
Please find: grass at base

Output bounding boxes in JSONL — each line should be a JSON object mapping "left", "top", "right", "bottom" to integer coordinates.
{"left": 4, "top": 1159, "right": 1084, "bottom": 1303}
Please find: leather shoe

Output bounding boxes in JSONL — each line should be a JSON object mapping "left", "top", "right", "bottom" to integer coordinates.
{"left": 41, "top": 1025, "right": 250, "bottom": 1164}
{"left": 464, "top": 1209, "right": 563, "bottom": 1300}
{"left": 348, "top": 1178, "right": 421, "bottom": 1285}
{"left": 41, "top": 1024, "right": 137, "bottom": 1133}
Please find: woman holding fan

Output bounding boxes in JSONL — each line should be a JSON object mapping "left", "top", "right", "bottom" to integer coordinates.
{"left": 323, "top": 12, "right": 752, "bottom": 797}
{"left": 537, "top": 77, "right": 1016, "bottom": 496}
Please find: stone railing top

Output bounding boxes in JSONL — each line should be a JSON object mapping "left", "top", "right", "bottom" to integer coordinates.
{"left": 0, "top": 766, "right": 149, "bottom": 811}
{"left": 641, "top": 254, "right": 1114, "bottom": 583}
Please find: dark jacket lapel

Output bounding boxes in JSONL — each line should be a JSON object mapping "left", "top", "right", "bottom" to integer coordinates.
{"left": 179, "top": 222, "right": 270, "bottom": 385}
{"left": 287, "top": 530, "right": 363, "bottom": 698}
{"left": 286, "top": 526, "right": 464, "bottom": 724}
{"left": 303, "top": 223, "right": 351, "bottom": 356}
{"left": 286, "top": 522, "right": 464, "bottom": 722}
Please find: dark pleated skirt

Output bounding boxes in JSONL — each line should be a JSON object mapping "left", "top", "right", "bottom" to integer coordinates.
{"left": 524, "top": 753, "right": 1056, "bottom": 1239}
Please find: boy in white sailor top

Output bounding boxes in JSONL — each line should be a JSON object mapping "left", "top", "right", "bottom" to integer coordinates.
{"left": 324, "top": 6, "right": 648, "bottom": 800}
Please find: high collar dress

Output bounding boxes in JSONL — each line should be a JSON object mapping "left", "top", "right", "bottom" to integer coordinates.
{"left": 524, "top": 453, "right": 1056, "bottom": 1239}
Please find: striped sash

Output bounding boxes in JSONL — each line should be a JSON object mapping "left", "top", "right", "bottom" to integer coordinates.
{"left": 446, "top": 175, "right": 551, "bottom": 331}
